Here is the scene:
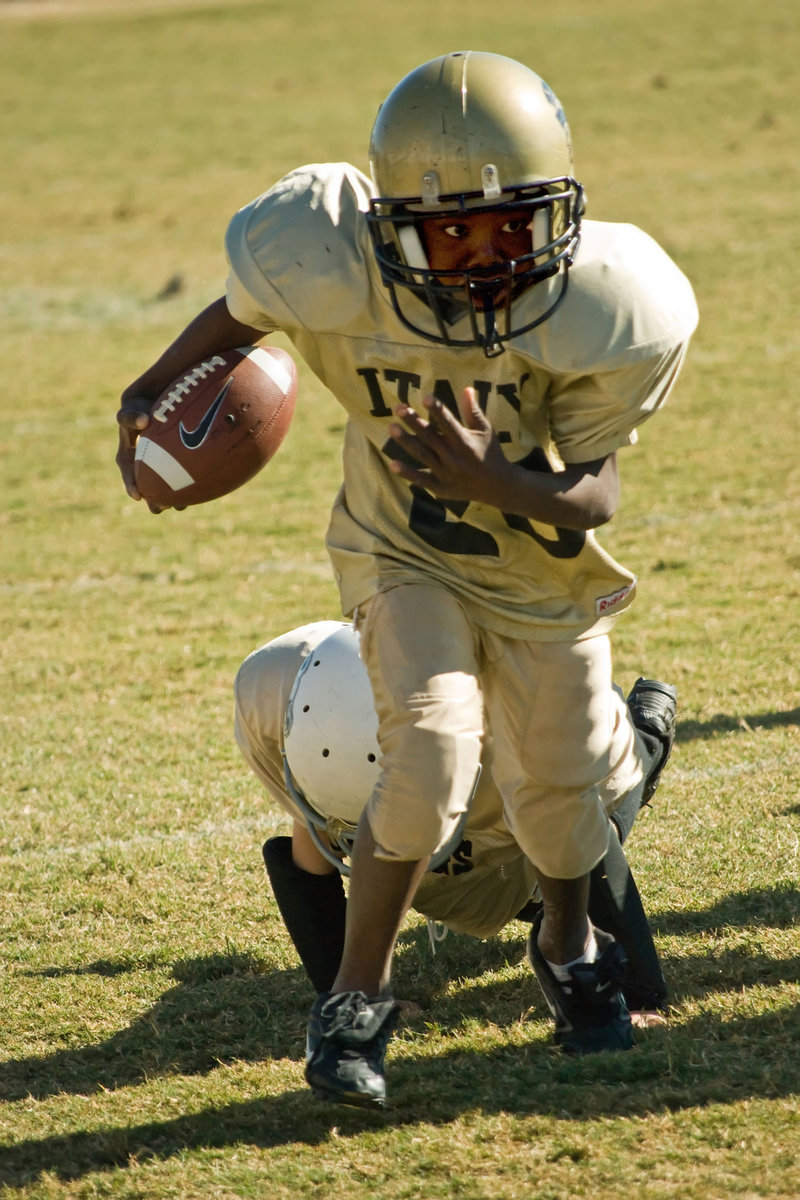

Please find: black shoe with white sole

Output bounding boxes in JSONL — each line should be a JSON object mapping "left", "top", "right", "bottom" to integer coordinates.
{"left": 527, "top": 913, "right": 634, "bottom": 1055}
{"left": 305, "top": 990, "right": 400, "bottom": 1107}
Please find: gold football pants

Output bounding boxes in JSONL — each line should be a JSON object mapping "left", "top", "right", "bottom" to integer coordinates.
{"left": 355, "top": 582, "right": 646, "bottom": 878}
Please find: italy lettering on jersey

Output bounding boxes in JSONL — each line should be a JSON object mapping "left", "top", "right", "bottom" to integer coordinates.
{"left": 225, "top": 163, "right": 698, "bottom": 640}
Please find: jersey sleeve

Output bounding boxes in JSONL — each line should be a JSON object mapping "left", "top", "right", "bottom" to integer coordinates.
{"left": 542, "top": 221, "right": 699, "bottom": 463}
{"left": 224, "top": 163, "right": 374, "bottom": 335}
{"left": 225, "top": 269, "right": 281, "bottom": 335}
{"left": 548, "top": 341, "right": 690, "bottom": 462}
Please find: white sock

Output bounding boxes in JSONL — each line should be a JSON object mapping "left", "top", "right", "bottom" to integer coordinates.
{"left": 546, "top": 931, "right": 598, "bottom": 983}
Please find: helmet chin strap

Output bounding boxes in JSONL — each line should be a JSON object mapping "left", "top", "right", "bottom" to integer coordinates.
{"left": 481, "top": 296, "right": 505, "bottom": 358}
{"left": 465, "top": 283, "right": 505, "bottom": 357}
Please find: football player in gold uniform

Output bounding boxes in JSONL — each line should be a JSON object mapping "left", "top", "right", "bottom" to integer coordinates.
{"left": 117, "top": 52, "right": 697, "bottom": 1104}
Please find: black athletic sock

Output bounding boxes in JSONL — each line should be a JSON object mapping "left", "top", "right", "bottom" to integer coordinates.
{"left": 588, "top": 832, "right": 667, "bottom": 1011}
{"left": 262, "top": 836, "right": 346, "bottom": 993}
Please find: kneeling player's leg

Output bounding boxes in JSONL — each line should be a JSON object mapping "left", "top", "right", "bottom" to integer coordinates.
{"left": 588, "top": 831, "right": 667, "bottom": 1011}
{"left": 235, "top": 623, "right": 350, "bottom": 989}
{"left": 262, "top": 829, "right": 346, "bottom": 994}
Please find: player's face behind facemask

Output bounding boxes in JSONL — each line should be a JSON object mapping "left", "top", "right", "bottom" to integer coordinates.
{"left": 416, "top": 206, "right": 537, "bottom": 311}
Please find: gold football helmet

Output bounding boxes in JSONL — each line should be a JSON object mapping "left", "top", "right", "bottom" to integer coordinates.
{"left": 367, "top": 51, "right": 584, "bottom": 356}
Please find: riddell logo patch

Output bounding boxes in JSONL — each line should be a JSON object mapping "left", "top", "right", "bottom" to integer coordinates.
{"left": 595, "top": 582, "right": 636, "bottom": 615}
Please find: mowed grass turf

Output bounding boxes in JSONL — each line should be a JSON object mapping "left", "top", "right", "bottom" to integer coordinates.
{"left": 1, "top": 0, "right": 798, "bottom": 1196}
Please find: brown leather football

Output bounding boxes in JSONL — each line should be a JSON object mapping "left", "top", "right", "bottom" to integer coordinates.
{"left": 134, "top": 345, "right": 297, "bottom": 508}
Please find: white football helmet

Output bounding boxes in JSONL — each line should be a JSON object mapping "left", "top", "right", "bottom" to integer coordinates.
{"left": 367, "top": 51, "right": 584, "bottom": 356}
{"left": 282, "top": 623, "right": 472, "bottom": 874}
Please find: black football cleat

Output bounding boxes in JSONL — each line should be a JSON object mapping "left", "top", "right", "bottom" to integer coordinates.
{"left": 305, "top": 990, "right": 400, "bottom": 1108}
{"left": 527, "top": 913, "right": 634, "bottom": 1055}
{"left": 627, "top": 677, "right": 678, "bottom": 805}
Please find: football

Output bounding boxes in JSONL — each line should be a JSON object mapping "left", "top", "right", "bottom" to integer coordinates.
{"left": 133, "top": 345, "right": 297, "bottom": 508}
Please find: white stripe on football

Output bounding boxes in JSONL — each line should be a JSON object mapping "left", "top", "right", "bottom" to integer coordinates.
{"left": 135, "top": 437, "right": 195, "bottom": 490}
{"left": 241, "top": 345, "right": 294, "bottom": 396}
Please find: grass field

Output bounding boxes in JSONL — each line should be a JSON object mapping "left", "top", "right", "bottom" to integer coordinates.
{"left": 1, "top": 0, "right": 799, "bottom": 1195}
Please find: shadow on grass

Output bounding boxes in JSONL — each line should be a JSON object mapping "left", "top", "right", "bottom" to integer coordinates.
{"left": 0, "top": 885, "right": 797, "bottom": 1184}
{"left": 676, "top": 706, "right": 800, "bottom": 740}
{"left": 0, "top": 997, "right": 798, "bottom": 1186}
{"left": 0, "top": 953, "right": 308, "bottom": 1104}
{"left": 649, "top": 880, "right": 800, "bottom": 935}
{"left": 1, "top": 885, "right": 796, "bottom": 1109}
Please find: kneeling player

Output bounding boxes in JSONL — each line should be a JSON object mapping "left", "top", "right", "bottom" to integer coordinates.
{"left": 233, "top": 622, "right": 675, "bottom": 1026}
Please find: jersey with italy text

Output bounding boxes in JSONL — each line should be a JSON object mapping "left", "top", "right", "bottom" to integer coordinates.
{"left": 225, "top": 163, "right": 698, "bottom": 641}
